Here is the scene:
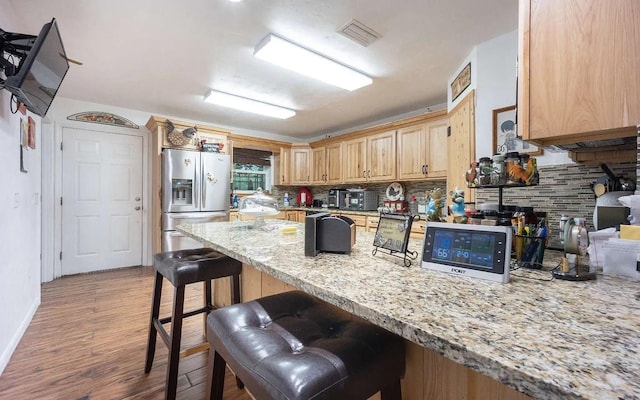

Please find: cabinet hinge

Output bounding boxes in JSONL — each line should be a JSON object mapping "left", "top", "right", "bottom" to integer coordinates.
{"left": 59, "top": 251, "right": 62, "bottom": 260}
{"left": 447, "top": 126, "right": 451, "bottom": 137}
{"left": 60, "top": 142, "right": 63, "bottom": 151}
{"left": 60, "top": 197, "right": 63, "bottom": 206}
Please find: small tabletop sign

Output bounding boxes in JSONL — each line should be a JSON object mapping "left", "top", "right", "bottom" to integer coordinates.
{"left": 372, "top": 213, "right": 418, "bottom": 266}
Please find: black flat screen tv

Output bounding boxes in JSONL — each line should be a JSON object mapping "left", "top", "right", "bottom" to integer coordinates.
{"left": 3, "top": 18, "right": 69, "bottom": 117}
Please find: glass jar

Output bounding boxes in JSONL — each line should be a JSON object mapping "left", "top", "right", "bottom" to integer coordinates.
{"left": 505, "top": 151, "right": 521, "bottom": 184}
{"left": 478, "top": 157, "right": 493, "bottom": 186}
{"left": 491, "top": 154, "right": 506, "bottom": 185}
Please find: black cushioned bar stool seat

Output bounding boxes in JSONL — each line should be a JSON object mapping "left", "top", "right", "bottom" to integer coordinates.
{"left": 206, "top": 290, "right": 405, "bottom": 400}
{"left": 145, "top": 247, "right": 242, "bottom": 400}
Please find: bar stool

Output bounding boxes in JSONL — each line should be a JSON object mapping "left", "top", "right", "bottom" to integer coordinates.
{"left": 206, "top": 290, "right": 406, "bottom": 400}
{"left": 144, "top": 247, "right": 242, "bottom": 400}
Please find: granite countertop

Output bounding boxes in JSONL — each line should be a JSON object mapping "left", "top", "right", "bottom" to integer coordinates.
{"left": 178, "top": 220, "right": 640, "bottom": 400}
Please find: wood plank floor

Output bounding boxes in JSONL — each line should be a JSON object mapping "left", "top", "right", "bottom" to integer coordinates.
{"left": 0, "top": 266, "right": 253, "bottom": 400}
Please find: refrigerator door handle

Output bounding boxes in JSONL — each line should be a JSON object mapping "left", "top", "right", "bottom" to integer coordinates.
{"left": 194, "top": 153, "right": 201, "bottom": 209}
{"left": 201, "top": 160, "right": 206, "bottom": 207}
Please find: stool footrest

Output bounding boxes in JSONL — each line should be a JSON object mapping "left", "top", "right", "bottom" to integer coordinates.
{"left": 158, "top": 305, "right": 212, "bottom": 326}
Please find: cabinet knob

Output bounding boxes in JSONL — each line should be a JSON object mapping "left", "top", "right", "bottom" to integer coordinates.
{"left": 135, "top": 206, "right": 141, "bottom": 211}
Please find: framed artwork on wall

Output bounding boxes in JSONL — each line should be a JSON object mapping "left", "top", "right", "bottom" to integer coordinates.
{"left": 451, "top": 63, "right": 471, "bottom": 102}
{"left": 492, "top": 105, "right": 543, "bottom": 155}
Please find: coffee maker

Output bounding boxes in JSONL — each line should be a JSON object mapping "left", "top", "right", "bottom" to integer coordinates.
{"left": 327, "top": 188, "right": 340, "bottom": 209}
{"left": 553, "top": 217, "right": 596, "bottom": 280}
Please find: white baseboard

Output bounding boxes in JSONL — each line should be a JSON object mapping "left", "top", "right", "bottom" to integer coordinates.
{"left": 0, "top": 296, "right": 40, "bottom": 375}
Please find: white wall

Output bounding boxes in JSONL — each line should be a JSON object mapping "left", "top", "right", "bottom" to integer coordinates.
{"left": 0, "top": 91, "right": 43, "bottom": 374}
{"left": 450, "top": 30, "right": 572, "bottom": 166}
{"left": 0, "top": 7, "right": 43, "bottom": 375}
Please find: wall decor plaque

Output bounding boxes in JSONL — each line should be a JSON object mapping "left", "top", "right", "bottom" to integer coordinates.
{"left": 451, "top": 63, "right": 471, "bottom": 102}
{"left": 67, "top": 112, "right": 139, "bottom": 129}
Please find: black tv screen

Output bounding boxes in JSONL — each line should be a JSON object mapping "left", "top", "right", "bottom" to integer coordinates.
{"left": 4, "top": 18, "right": 69, "bottom": 117}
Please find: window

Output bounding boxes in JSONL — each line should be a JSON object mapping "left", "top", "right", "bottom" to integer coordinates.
{"left": 232, "top": 148, "right": 273, "bottom": 193}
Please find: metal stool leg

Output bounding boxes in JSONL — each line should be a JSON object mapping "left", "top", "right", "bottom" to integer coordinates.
{"left": 209, "top": 351, "right": 227, "bottom": 400}
{"left": 144, "top": 271, "right": 163, "bottom": 373}
{"left": 231, "top": 273, "right": 241, "bottom": 305}
{"left": 380, "top": 379, "right": 402, "bottom": 400}
{"left": 165, "top": 284, "right": 185, "bottom": 400}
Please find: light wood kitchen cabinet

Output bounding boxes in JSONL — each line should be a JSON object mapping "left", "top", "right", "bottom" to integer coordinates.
{"left": 282, "top": 210, "right": 304, "bottom": 222}
{"left": 274, "top": 147, "right": 290, "bottom": 185}
{"left": 447, "top": 91, "right": 476, "bottom": 208}
{"left": 397, "top": 117, "right": 448, "bottom": 180}
{"left": 518, "top": 0, "right": 640, "bottom": 148}
{"left": 311, "top": 142, "right": 343, "bottom": 185}
{"left": 290, "top": 145, "right": 311, "bottom": 185}
{"left": 343, "top": 130, "right": 396, "bottom": 183}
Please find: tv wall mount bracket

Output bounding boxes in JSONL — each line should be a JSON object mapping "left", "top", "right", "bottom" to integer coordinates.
{"left": 0, "top": 28, "right": 37, "bottom": 86}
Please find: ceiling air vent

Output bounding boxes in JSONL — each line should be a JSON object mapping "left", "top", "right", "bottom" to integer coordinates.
{"left": 337, "top": 19, "right": 381, "bottom": 47}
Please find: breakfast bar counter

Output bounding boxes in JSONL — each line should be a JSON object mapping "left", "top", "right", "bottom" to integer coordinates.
{"left": 178, "top": 220, "right": 640, "bottom": 400}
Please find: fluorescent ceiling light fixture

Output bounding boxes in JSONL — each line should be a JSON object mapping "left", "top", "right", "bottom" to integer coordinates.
{"left": 204, "top": 90, "right": 296, "bottom": 119}
{"left": 254, "top": 33, "right": 372, "bottom": 91}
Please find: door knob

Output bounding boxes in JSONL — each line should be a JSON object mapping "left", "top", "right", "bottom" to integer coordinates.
{"left": 135, "top": 206, "right": 141, "bottom": 210}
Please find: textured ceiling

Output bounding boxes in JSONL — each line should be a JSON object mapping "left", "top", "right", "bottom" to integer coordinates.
{"left": 3, "top": 0, "right": 518, "bottom": 140}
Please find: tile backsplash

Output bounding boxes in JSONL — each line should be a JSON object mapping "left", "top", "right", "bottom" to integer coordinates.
{"left": 273, "top": 161, "right": 636, "bottom": 250}
{"left": 476, "top": 162, "right": 635, "bottom": 249}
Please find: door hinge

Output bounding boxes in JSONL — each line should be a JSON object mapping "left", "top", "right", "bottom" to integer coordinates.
{"left": 59, "top": 251, "right": 62, "bottom": 260}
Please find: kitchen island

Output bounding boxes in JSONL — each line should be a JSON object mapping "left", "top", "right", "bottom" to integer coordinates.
{"left": 178, "top": 220, "right": 640, "bottom": 400}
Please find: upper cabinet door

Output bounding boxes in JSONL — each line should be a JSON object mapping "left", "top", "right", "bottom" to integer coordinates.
{"left": 275, "top": 147, "right": 290, "bottom": 185}
{"left": 325, "top": 142, "right": 343, "bottom": 184}
{"left": 290, "top": 146, "right": 311, "bottom": 184}
{"left": 519, "top": 0, "right": 640, "bottom": 143}
{"left": 367, "top": 130, "right": 396, "bottom": 182}
{"left": 310, "top": 147, "right": 327, "bottom": 184}
{"left": 397, "top": 124, "right": 427, "bottom": 180}
{"left": 425, "top": 118, "right": 448, "bottom": 179}
{"left": 343, "top": 137, "right": 368, "bottom": 183}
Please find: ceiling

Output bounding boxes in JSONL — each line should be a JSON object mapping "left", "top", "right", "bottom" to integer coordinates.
{"left": 4, "top": 0, "right": 518, "bottom": 140}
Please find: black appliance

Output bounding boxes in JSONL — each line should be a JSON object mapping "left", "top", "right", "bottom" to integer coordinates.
{"left": 305, "top": 213, "right": 355, "bottom": 256}
{"left": 339, "top": 189, "right": 378, "bottom": 211}
{"left": 327, "top": 188, "right": 340, "bottom": 209}
{"left": 0, "top": 18, "right": 69, "bottom": 116}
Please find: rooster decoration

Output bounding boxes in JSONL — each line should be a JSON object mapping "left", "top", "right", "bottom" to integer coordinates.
{"left": 508, "top": 157, "right": 539, "bottom": 185}
{"left": 167, "top": 120, "right": 197, "bottom": 139}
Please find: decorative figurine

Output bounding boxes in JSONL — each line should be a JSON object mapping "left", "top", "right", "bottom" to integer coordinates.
{"left": 465, "top": 161, "right": 479, "bottom": 187}
{"left": 426, "top": 188, "right": 446, "bottom": 222}
{"left": 449, "top": 187, "right": 468, "bottom": 224}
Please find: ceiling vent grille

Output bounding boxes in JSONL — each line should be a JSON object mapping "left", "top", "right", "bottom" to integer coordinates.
{"left": 337, "top": 19, "right": 381, "bottom": 47}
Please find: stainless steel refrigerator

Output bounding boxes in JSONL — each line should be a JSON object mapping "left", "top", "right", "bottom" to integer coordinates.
{"left": 162, "top": 148, "right": 230, "bottom": 251}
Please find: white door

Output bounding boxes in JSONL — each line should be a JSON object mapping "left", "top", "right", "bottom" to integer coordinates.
{"left": 61, "top": 127, "right": 143, "bottom": 275}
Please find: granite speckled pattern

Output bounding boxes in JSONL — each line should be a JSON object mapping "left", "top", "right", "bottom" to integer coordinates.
{"left": 178, "top": 220, "right": 640, "bottom": 400}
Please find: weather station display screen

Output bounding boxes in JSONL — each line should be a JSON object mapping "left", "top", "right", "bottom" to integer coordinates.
{"left": 421, "top": 222, "right": 511, "bottom": 282}
{"left": 431, "top": 230, "right": 495, "bottom": 269}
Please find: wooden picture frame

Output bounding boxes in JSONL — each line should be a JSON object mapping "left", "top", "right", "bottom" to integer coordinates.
{"left": 451, "top": 63, "right": 471, "bottom": 101}
{"left": 373, "top": 213, "right": 413, "bottom": 253}
{"left": 492, "top": 105, "right": 543, "bottom": 156}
